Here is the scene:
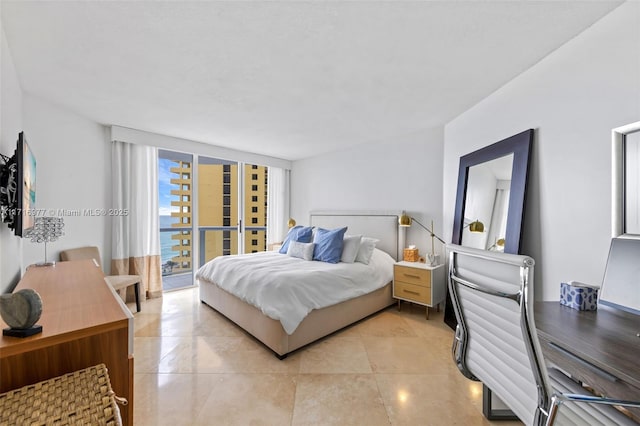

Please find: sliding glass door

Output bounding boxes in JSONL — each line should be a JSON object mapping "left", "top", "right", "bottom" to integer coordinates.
{"left": 158, "top": 150, "right": 269, "bottom": 291}
{"left": 197, "top": 157, "right": 239, "bottom": 263}
{"left": 197, "top": 158, "right": 268, "bottom": 264}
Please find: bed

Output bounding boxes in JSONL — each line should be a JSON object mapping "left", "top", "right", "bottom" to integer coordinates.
{"left": 197, "top": 211, "right": 403, "bottom": 358}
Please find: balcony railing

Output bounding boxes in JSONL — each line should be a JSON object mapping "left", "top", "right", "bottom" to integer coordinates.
{"left": 160, "top": 227, "right": 192, "bottom": 277}
{"left": 198, "top": 226, "right": 266, "bottom": 264}
{"left": 160, "top": 226, "right": 266, "bottom": 290}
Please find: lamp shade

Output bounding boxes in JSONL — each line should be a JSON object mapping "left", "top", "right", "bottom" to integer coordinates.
{"left": 26, "top": 216, "right": 65, "bottom": 266}
{"left": 468, "top": 220, "right": 484, "bottom": 233}
{"left": 399, "top": 213, "right": 412, "bottom": 227}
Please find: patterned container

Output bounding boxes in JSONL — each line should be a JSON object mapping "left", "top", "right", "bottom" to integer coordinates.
{"left": 403, "top": 248, "right": 419, "bottom": 262}
{"left": 560, "top": 281, "right": 598, "bottom": 311}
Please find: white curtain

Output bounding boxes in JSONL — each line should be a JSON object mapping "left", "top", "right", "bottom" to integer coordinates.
{"left": 266, "top": 167, "right": 290, "bottom": 244}
{"left": 111, "top": 141, "right": 163, "bottom": 298}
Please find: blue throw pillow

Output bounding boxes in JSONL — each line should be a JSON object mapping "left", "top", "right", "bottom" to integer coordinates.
{"left": 313, "top": 227, "right": 348, "bottom": 263}
{"left": 279, "top": 226, "right": 313, "bottom": 254}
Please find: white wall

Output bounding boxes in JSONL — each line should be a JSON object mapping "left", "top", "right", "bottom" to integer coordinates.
{"left": 1, "top": 27, "right": 111, "bottom": 289}
{"left": 291, "top": 127, "right": 445, "bottom": 258}
{"left": 1, "top": 25, "right": 24, "bottom": 292}
{"left": 22, "top": 95, "right": 112, "bottom": 270}
{"left": 443, "top": 2, "right": 640, "bottom": 301}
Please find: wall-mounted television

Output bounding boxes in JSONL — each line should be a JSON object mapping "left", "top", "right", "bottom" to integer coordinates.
{"left": 15, "top": 132, "right": 36, "bottom": 237}
{"left": 0, "top": 131, "right": 36, "bottom": 237}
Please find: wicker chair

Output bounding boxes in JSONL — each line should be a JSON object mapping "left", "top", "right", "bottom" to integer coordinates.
{"left": 0, "top": 364, "right": 124, "bottom": 425}
{"left": 60, "top": 246, "right": 141, "bottom": 312}
{"left": 446, "top": 243, "right": 640, "bottom": 425}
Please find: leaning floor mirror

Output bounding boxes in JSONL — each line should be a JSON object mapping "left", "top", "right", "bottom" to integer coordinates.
{"left": 446, "top": 128, "right": 533, "bottom": 420}
{"left": 445, "top": 128, "right": 534, "bottom": 325}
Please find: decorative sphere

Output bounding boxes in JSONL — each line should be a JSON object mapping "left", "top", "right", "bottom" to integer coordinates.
{"left": 0, "top": 288, "right": 43, "bottom": 329}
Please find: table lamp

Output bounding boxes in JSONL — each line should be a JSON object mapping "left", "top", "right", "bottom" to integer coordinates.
{"left": 26, "top": 216, "right": 64, "bottom": 266}
{"left": 399, "top": 213, "right": 446, "bottom": 265}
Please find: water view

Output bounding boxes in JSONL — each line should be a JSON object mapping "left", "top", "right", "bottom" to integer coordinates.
{"left": 160, "top": 215, "right": 177, "bottom": 265}
{"left": 160, "top": 215, "right": 192, "bottom": 276}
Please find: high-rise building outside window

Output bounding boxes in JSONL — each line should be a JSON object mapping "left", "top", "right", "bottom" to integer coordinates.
{"left": 158, "top": 150, "right": 194, "bottom": 291}
{"left": 159, "top": 152, "right": 269, "bottom": 291}
{"left": 198, "top": 158, "right": 268, "bottom": 264}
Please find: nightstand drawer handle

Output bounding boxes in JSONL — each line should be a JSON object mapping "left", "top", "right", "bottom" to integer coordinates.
{"left": 403, "top": 289, "right": 421, "bottom": 296}
{"left": 403, "top": 274, "right": 421, "bottom": 279}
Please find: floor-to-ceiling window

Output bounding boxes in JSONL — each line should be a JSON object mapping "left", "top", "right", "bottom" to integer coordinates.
{"left": 159, "top": 150, "right": 194, "bottom": 291}
{"left": 197, "top": 157, "right": 239, "bottom": 264}
{"left": 159, "top": 150, "right": 269, "bottom": 291}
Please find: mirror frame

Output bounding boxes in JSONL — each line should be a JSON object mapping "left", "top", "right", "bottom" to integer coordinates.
{"left": 447, "top": 129, "right": 533, "bottom": 420}
{"left": 451, "top": 129, "right": 534, "bottom": 254}
{"left": 612, "top": 121, "right": 640, "bottom": 238}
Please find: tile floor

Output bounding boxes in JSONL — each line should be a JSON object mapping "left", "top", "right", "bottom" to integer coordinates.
{"left": 130, "top": 288, "right": 523, "bottom": 425}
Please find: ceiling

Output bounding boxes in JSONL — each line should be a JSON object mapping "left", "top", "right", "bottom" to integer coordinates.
{"left": 0, "top": 1, "right": 622, "bottom": 161}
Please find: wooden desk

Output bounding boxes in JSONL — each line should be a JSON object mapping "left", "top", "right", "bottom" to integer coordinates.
{"left": 0, "top": 260, "right": 134, "bottom": 425}
{"left": 535, "top": 302, "right": 640, "bottom": 419}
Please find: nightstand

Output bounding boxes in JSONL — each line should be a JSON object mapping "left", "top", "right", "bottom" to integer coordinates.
{"left": 393, "top": 261, "right": 445, "bottom": 319}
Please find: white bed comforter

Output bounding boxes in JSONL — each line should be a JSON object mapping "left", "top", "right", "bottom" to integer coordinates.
{"left": 196, "top": 248, "right": 394, "bottom": 334}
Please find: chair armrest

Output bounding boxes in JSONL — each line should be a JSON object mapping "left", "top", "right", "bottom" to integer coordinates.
{"left": 546, "top": 368, "right": 640, "bottom": 425}
{"left": 547, "top": 393, "right": 640, "bottom": 425}
{"left": 554, "top": 392, "right": 640, "bottom": 408}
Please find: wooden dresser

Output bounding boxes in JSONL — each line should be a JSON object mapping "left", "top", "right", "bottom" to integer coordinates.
{"left": 0, "top": 260, "right": 134, "bottom": 425}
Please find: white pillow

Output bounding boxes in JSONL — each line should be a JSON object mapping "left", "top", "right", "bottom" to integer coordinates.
{"left": 355, "top": 237, "right": 379, "bottom": 264}
{"left": 287, "top": 240, "right": 315, "bottom": 261}
{"left": 341, "top": 234, "right": 362, "bottom": 263}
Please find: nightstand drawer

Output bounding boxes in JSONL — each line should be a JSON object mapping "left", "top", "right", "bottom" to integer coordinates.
{"left": 394, "top": 265, "right": 431, "bottom": 287}
{"left": 394, "top": 281, "right": 432, "bottom": 305}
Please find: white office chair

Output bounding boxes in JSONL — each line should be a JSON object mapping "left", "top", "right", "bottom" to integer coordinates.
{"left": 446, "top": 244, "right": 640, "bottom": 426}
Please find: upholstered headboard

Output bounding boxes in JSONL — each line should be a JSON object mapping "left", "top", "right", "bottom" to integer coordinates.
{"left": 309, "top": 210, "right": 403, "bottom": 261}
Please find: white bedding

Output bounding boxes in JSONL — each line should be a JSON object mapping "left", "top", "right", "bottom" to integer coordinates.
{"left": 196, "top": 248, "right": 394, "bottom": 334}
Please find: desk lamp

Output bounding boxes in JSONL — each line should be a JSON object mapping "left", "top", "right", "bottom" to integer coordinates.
{"left": 464, "top": 219, "right": 485, "bottom": 233}
{"left": 488, "top": 238, "right": 506, "bottom": 251}
{"left": 399, "top": 213, "right": 446, "bottom": 265}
